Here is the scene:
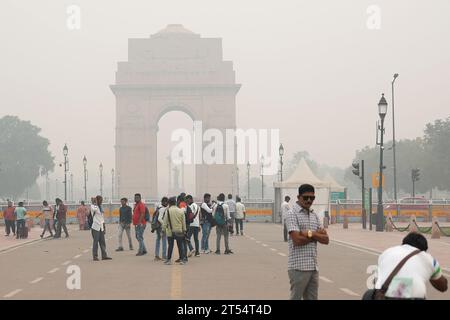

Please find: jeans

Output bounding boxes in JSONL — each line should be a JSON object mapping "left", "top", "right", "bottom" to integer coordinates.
{"left": 288, "top": 270, "right": 319, "bottom": 300}
{"left": 135, "top": 224, "right": 147, "bottom": 254}
{"left": 55, "top": 218, "right": 69, "bottom": 238}
{"left": 91, "top": 229, "right": 108, "bottom": 259}
{"left": 5, "top": 220, "right": 16, "bottom": 235}
{"left": 201, "top": 222, "right": 211, "bottom": 251}
{"left": 155, "top": 228, "right": 167, "bottom": 259}
{"left": 41, "top": 219, "right": 53, "bottom": 237}
{"left": 229, "top": 213, "right": 235, "bottom": 234}
{"left": 118, "top": 222, "right": 133, "bottom": 249}
{"left": 52, "top": 219, "right": 58, "bottom": 234}
{"left": 187, "top": 226, "right": 200, "bottom": 254}
{"left": 216, "top": 224, "right": 230, "bottom": 252}
{"left": 167, "top": 235, "right": 186, "bottom": 261}
{"left": 16, "top": 219, "right": 26, "bottom": 239}
{"left": 235, "top": 218, "right": 244, "bottom": 234}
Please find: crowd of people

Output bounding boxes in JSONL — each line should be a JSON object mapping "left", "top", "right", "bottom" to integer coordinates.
{"left": 110, "top": 192, "right": 246, "bottom": 265}
{"left": 3, "top": 192, "right": 246, "bottom": 265}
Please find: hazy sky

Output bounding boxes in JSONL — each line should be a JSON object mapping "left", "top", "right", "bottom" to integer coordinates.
{"left": 1, "top": 0, "right": 449, "bottom": 198}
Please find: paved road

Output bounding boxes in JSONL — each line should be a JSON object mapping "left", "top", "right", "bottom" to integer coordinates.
{"left": 1, "top": 223, "right": 449, "bottom": 300}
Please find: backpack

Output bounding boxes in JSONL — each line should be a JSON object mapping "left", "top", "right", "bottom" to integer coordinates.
{"left": 144, "top": 206, "right": 150, "bottom": 222}
{"left": 187, "top": 204, "right": 199, "bottom": 224}
{"left": 214, "top": 204, "right": 226, "bottom": 226}
{"left": 87, "top": 210, "right": 94, "bottom": 229}
{"left": 151, "top": 206, "right": 163, "bottom": 232}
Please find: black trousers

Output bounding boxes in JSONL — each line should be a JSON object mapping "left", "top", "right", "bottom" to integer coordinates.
{"left": 5, "top": 220, "right": 16, "bottom": 235}
{"left": 55, "top": 218, "right": 69, "bottom": 237}
{"left": 167, "top": 235, "right": 186, "bottom": 261}
{"left": 91, "top": 229, "right": 108, "bottom": 259}
{"left": 284, "top": 223, "right": 288, "bottom": 242}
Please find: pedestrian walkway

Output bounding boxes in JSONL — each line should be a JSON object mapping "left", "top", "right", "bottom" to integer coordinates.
{"left": 327, "top": 223, "right": 450, "bottom": 272}
{"left": 0, "top": 226, "right": 44, "bottom": 252}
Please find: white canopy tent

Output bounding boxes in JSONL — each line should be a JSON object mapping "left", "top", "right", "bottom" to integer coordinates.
{"left": 273, "top": 158, "right": 331, "bottom": 223}
{"left": 323, "top": 173, "right": 346, "bottom": 192}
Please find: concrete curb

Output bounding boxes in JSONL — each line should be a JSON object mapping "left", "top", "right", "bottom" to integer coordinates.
{"left": 330, "top": 239, "right": 382, "bottom": 255}
{"left": 0, "top": 236, "right": 47, "bottom": 253}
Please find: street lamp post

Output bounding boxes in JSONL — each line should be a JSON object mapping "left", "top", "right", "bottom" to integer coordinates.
{"left": 376, "top": 93, "right": 388, "bottom": 232}
{"left": 63, "top": 144, "right": 69, "bottom": 201}
{"left": 247, "top": 161, "right": 250, "bottom": 200}
{"left": 83, "top": 156, "right": 88, "bottom": 201}
{"left": 279, "top": 143, "right": 284, "bottom": 182}
{"left": 45, "top": 172, "right": 50, "bottom": 200}
{"left": 260, "top": 155, "right": 265, "bottom": 200}
{"left": 55, "top": 178, "right": 59, "bottom": 199}
{"left": 111, "top": 168, "right": 115, "bottom": 201}
{"left": 70, "top": 173, "right": 73, "bottom": 201}
{"left": 236, "top": 167, "right": 240, "bottom": 196}
{"left": 99, "top": 163, "right": 103, "bottom": 197}
{"left": 392, "top": 73, "right": 399, "bottom": 201}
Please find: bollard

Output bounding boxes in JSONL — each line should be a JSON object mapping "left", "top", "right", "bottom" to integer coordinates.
{"left": 323, "top": 216, "right": 329, "bottom": 229}
{"left": 409, "top": 215, "right": 418, "bottom": 233}
{"left": 385, "top": 214, "right": 393, "bottom": 232}
{"left": 431, "top": 217, "right": 441, "bottom": 239}
{"left": 343, "top": 216, "right": 349, "bottom": 229}
{"left": 331, "top": 216, "right": 336, "bottom": 224}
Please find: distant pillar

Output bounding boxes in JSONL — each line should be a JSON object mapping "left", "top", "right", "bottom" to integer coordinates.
{"left": 343, "top": 216, "right": 349, "bottom": 229}
{"left": 409, "top": 215, "right": 418, "bottom": 233}
{"left": 385, "top": 213, "right": 394, "bottom": 232}
{"left": 431, "top": 217, "right": 441, "bottom": 239}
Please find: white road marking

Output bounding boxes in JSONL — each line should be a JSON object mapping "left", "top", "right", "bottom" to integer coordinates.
{"left": 319, "top": 276, "right": 334, "bottom": 283}
{"left": 249, "top": 237, "right": 255, "bottom": 240}
{"left": 331, "top": 240, "right": 379, "bottom": 256}
{"left": 278, "top": 252, "right": 287, "bottom": 257}
{"left": 30, "top": 277, "right": 44, "bottom": 284}
{"left": 83, "top": 249, "right": 89, "bottom": 253}
{"left": 3, "top": 289, "right": 22, "bottom": 298}
{"left": 270, "top": 248, "right": 277, "bottom": 252}
{"left": 340, "top": 288, "right": 359, "bottom": 296}
{"left": 73, "top": 254, "right": 82, "bottom": 259}
{"left": 61, "top": 260, "right": 71, "bottom": 266}
{"left": 256, "top": 241, "right": 261, "bottom": 244}
{"left": 48, "top": 268, "right": 59, "bottom": 274}
{"left": 262, "top": 244, "right": 268, "bottom": 247}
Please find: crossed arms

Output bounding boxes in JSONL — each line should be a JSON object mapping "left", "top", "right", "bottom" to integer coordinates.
{"left": 289, "top": 228, "right": 329, "bottom": 246}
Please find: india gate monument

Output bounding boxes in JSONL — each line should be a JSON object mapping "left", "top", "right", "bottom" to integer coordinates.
{"left": 110, "top": 24, "right": 241, "bottom": 199}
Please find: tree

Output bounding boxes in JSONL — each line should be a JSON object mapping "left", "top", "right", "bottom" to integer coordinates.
{"left": 0, "top": 116, "right": 54, "bottom": 199}
{"left": 345, "top": 138, "right": 430, "bottom": 198}
{"left": 423, "top": 116, "right": 450, "bottom": 191}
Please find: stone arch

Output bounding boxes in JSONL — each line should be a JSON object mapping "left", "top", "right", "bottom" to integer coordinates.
{"left": 111, "top": 25, "right": 240, "bottom": 199}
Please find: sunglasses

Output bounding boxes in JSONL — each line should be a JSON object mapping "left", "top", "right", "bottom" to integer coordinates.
{"left": 301, "top": 196, "right": 315, "bottom": 201}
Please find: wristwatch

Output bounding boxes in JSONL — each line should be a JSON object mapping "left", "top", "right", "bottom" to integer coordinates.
{"left": 307, "top": 230, "right": 313, "bottom": 238}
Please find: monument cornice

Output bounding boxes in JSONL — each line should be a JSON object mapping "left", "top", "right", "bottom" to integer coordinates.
{"left": 110, "top": 84, "right": 241, "bottom": 95}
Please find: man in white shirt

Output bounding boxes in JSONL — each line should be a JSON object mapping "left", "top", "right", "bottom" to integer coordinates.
{"left": 200, "top": 193, "right": 214, "bottom": 254}
{"left": 375, "top": 232, "right": 447, "bottom": 299}
{"left": 213, "top": 193, "right": 233, "bottom": 255}
{"left": 235, "top": 197, "right": 246, "bottom": 236}
{"left": 186, "top": 195, "right": 201, "bottom": 257}
{"left": 226, "top": 194, "right": 236, "bottom": 235}
{"left": 90, "top": 195, "right": 112, "bottom": 261}
{"left": 153, "top": 197, "right": 168, "bottom": 261}
{"left": 281, "top": 196, "right": 291, "bottom": 242}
